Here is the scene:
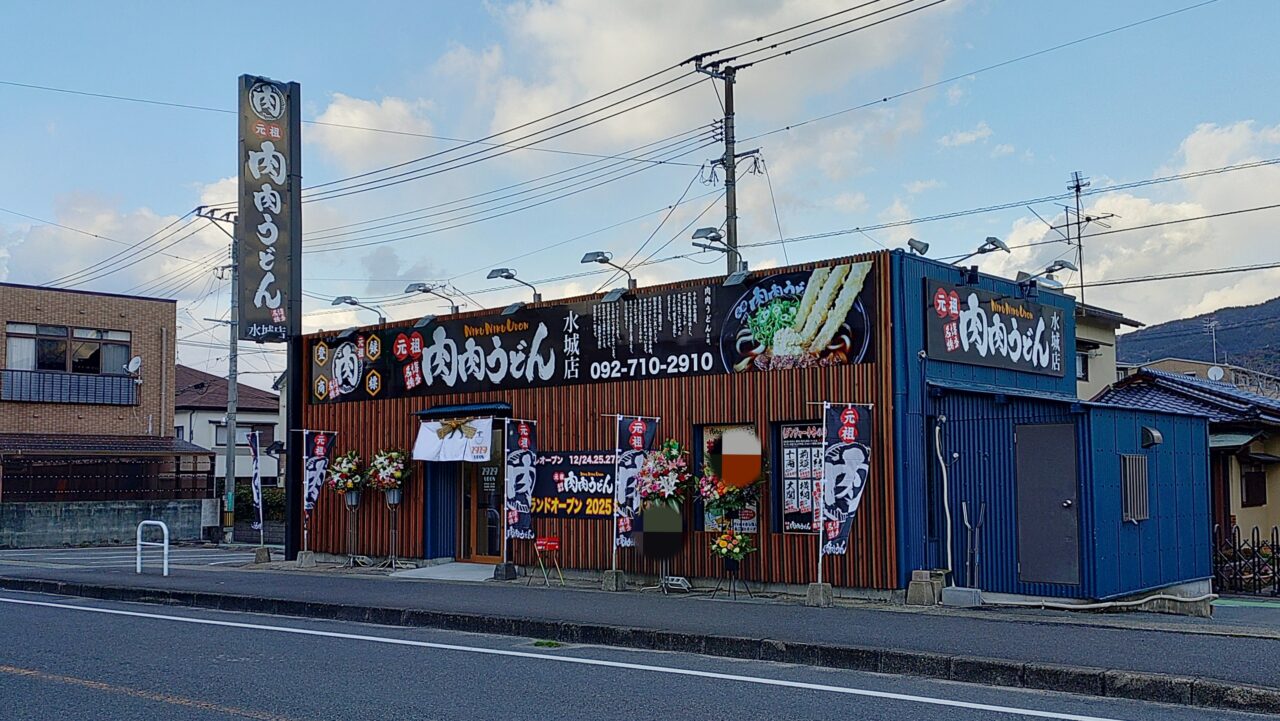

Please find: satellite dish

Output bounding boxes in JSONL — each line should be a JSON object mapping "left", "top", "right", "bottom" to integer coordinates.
{"left": 1207, "top": 366, "right": 1225, "bottom": 382}
{"left": 124, "top": 356, "right": 143, "bottom": 374}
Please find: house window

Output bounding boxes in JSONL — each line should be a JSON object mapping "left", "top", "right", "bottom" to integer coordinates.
{"left": 5, "top": 323, "right": 131, "bottom": 374}
{"left": 1076, "top": 352, "right": 1090, "bottom": 382}
{"left": 174, "top": 425, "right": 185, "bottom": 441}
{"left": 215, "top": 424, "right": 276, "bottom": 447}
{"left": 1242, "top": 470, "right": 1267, "bottom": 508}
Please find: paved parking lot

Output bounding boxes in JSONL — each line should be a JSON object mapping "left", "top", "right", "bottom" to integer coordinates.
{"left": 0, "top": 546, "right": 259, "bottom": 571}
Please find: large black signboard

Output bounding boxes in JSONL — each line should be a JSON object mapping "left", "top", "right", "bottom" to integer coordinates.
{"left": 532, "top": 451, "right": 615, "bottom": 518}
{"left": 923, "top": 280, "right": 1064, "bottom": 377}
{"left": 238, "top": 75, "right": 298, "bottom": 343}
{"left": 310, "top": 259, "right": 878, "bottom": 402}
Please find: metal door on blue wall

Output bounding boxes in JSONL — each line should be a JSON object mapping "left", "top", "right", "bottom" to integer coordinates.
{"left": 1014, "top": 424, "right": 1081, "bottom": 585}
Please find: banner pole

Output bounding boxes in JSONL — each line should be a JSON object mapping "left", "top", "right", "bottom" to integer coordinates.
{"left": 611, "top": 414, "right": 621, "bottom": 572}
{"left": 501, "top": 419, "right": 509, "bottom": 565}
{"left": 817, "top": 401, "right": 830, "bottom": 585}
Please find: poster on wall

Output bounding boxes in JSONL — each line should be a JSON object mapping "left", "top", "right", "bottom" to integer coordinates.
{"left": 820, "top": 404, "right": 873, "bottom": 556}
{"left": 504, "top": 420, "right": 537, "bottom": 540}
{"left": 309, "top": 259, "right": 878, "bottom": 403}
{"left": 237, "top": 75, "right": 297, "bottom": 343}
{"left": 699, "top": 424, "right": 760, "bottom": 533}
{"left": 614, "top": 416, "right": 658, "bottom": 548}
{"left": 923, "top": 280, "right": 1065, "bottom": 377}
{"left": 780, "top": 423, "right": 823, "bottom": 533}
{"left": 531, "top": 451, "right": 615, "bottom": 518}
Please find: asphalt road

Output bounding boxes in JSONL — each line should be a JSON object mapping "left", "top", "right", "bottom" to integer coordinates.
{"left": 0, "top": 590, "right": 1271, "bottom": 721}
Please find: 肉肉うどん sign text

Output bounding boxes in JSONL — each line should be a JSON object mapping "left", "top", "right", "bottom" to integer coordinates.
{"left": 237, "top": 75, "right": 298, "bottom": 343}
{"left": 923, "top": 281, "right": 1064, "bottom": 377}
{"left": 308, "top": 259, "right": 878, "bottom": 402}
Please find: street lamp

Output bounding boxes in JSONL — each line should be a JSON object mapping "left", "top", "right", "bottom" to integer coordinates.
{"left": 1017, "top": 259, "right": 1078, "bottom": 297}
{"left": 330, "top": 296, "right": 387, "bottom": 325}
{"left": 952, "top": 236, "right": 1010, "bottom": 264}
{"left": 404, "top": 282, "right": 460, "bottom": 314}
{"left": 487, "top": 267, "right": 542, "bottom": 303}
{"left": 581, "top": 251, "right": 636, "bottom": 298}
{"left": 691, "top": 227, "right": 746, "bottom": 278}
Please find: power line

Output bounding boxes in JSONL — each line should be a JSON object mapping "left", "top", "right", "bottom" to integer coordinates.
{"left": 739, "top": 0, "right": 1220, "bottom": 144}
{"left": 596, "top": 167, "right": 704, "bottom": 291}
{"left": 302, "top": 125, "right": 710, "bottom": 238}
{"left": 1081, "top": 260, "right": 1280, "bottom": 290}
{"left": 303, "top": 140, "right": 718, "bottom": 255}
{"left": 303, "top": 134, "right": 713, "bottom": 249}
{"left": 0, "top": 206, "right": 202, "bottom": 264}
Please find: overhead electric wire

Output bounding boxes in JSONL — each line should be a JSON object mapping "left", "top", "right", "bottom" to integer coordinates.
{"left": 128, "top": 247, "right": 225, "bottom": 296}
{"left": 0, "top": 79, "right": 692, "bottom": 168}
{"left": 57, "top": 219, "right": 212, "bottom": 289}
{"left": 740, "top": 0, "right": 1221, "bottom": 144}
{"left": 635, "top": 193, "right": 726, "bottom": 269}
{"left": 1079, "top": 261, "right": 1280, "bottom": 290}
{"left": 43, "top": 211, "right": 198, "bottom": 287}
{"left": 304, "top": 131, "right": 713, "bottom": 245}
{"left": 300, "top": 77, "right": 708, "bottom": 203}
{"left": 303, "top": 124, "right": 711, "bottom": 238}
{"left": 684, "top": 0, "right": 889, "bottom": 64}
{"left": 303, "top": 140, "right": 718, "bottom": 254}
{"left": 0, "top": 206, "right": 202, "bottom": 265}
{"left": 594, "top": 167, "right": 703, "bottom": 292}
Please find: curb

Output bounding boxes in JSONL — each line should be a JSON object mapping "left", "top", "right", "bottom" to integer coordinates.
{"left": 3, "top": 577, "right": 1278, "bottom": 716}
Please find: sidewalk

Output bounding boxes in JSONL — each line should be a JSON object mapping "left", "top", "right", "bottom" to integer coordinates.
{"left": 1, "top": 554, "right": 1278, "bottom": 714}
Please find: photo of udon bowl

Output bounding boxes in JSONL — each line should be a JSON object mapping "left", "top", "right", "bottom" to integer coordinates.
{"left": 720, "top": 260, "right": 873, "bottom": 372}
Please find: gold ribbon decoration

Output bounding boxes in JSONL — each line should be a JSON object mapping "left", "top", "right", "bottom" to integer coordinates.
{"left": 436, "top": 417, "right": 479, "bottom": 440}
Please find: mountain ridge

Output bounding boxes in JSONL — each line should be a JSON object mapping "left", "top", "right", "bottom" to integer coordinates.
{"left": 1115, "top": 295, "right": 1280, "bottom": 375}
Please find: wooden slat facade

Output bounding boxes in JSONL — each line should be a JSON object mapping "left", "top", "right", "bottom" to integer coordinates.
{"left": 303, "top": 250, "right": 899, "bottom": 589}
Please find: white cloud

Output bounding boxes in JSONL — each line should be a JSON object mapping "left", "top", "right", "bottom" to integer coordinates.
{"left": 904, "top": 179, "right": 942, "bottom": 194}
{"left": 982, "top": 121, "right": 1280, "bottom": 325}
{"left": 831, "top": 191, "right": 868, "bottom": 213}
{"left": 937, "top": 121, "right": 993, "bottom": 147}
{"left": 990, "top": 143, "right": 1014, "bottom": 157}
{"left": 877, "top": 198, "right": 914, "bottom": 243}
{"left": 308, "top": 93, "right": 437, "bottom": 172}
{"left": 946, "top": 85, "right": 965, "bottom": 105}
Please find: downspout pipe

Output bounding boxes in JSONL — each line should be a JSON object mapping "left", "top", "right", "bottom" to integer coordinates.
{"left": 934, "top": 414, "right": 953, "bottom": 585}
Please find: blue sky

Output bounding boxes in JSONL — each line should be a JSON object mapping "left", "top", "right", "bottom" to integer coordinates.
{"left": 2, "top": 0, "right": 1277, "bottom": 384}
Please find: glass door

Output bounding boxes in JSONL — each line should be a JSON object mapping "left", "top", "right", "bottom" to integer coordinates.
{"left": 460, "top": 464, "right": 503, "bottom": 563}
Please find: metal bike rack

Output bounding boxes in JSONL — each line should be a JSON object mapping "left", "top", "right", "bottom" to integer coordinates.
{"left": 136, "top": 520, "right": 170, "bottom": 577}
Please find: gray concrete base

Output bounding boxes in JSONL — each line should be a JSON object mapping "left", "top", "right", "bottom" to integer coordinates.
{"left": 805, "top": 582, "right": 833, "bottom": 607}
{"left": 905, "top": 569, "right": 946, "bottom": 606}
{"left": 295, "top": 551, "right": 316, "bottom": 568}
{"left": 493, "top": 563, "right": 517, "bottom": 581}
{"left": 254, "top": 547, "right": 272, "bottom": 564}
{"left": 941, "top": 586, "right": 983, "bottom": 608}
{"left": 601, "top": 570, "right": 627, "bottom": 591}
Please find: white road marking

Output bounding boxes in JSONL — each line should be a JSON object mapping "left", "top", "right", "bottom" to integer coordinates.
{"left": 0, "top": 595, "right": 1130, "bottom": 721}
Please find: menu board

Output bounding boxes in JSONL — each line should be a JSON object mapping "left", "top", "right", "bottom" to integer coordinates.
{"left": 781, "top": 423, "right": 823, "bottom": 533}
{"left": 310, "top": 259, "right": 878, "bottom": 403}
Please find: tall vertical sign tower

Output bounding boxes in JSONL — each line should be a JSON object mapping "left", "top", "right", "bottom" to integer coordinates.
{"left": 238, "top": 74, "right": 303, "bottom": 558}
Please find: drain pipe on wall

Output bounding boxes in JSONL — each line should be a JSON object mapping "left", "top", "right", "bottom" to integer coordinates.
{"left": 934, "top": 415, "right": 953, "bottom": 586}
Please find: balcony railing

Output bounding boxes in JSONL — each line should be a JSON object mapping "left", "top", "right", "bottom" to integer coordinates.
{"left": 0, "top": 369, "right": 138, "bottom": 405}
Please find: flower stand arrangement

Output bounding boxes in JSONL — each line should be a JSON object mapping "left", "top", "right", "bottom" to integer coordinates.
{"left": 636, "top": 440, "right": 693, "bottom": 594}
{"left": 326, "top": 451, "right": 366, "bottom": 567}
{"left": 709, "top": 528, "right": 757, "bottom": 600}
{"left": 366, "top": 449, "right": 413, "bottom": 570}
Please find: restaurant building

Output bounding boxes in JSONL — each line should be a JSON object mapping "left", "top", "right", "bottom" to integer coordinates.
{"left": 302, "top": 250, "right": 1210, "bottom": 604}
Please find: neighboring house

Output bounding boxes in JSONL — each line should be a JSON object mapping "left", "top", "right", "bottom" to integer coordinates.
{"left": 0, "top": 282, "right": 212, "bottom": 546}
{"left": 175, "top": 365, "right": 282, "bottom": 489}
{"left": 1075, "top": 303, "right": 1143, "bottom": 400}
{"left": 1098, "top": 368, "right": 1280, "bottom": 534}
{"left": 1117, "top": 357, "right": 1280, "bottom": 399}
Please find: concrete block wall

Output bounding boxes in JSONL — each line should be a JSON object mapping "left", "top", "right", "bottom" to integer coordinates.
{"left": 0, "top": 283, "right": 176, "bottom": 437}
{"left": 0, "top": 500, "right": 205, "bottom": 548}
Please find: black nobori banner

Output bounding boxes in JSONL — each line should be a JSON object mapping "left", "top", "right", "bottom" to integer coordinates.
{"left": 309, "top": 259, "right": 879, "bottom": 403}
{"left": 237, "top": 75, "right": 298, "bottom": 343}
{"left": 821, "top": 404, "right": 873, "bottom": 556}
{"left": 923, "top": 280, "right": 1065, "bottom": 377}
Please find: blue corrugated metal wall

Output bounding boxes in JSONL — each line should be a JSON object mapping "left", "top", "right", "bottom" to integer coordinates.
{"left": 933, "top": 391, "right": 1096, "bottom": 598}
{"left": 891, "top": 251, "right": 1078, "bottom": 586}
{"left": 1087, "top": 408, "right": 1211, "bottom": 598}
{"left": 422, "top": 462, "right": 459, "bottom": 559}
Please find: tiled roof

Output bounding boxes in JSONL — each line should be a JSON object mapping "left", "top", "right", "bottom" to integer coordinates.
{"left": 0, "top": 433, "right": 213, "bottom": 456}
{"left": 175, "top": 365, "right": 279, "bottom": 412}
{"left": 1096, "top": 368, "right": 1280, "bottom": 425}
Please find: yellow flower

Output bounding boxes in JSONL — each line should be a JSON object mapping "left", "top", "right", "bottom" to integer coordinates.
{"left": 718, "top": 540, "right": 728, "bottom": 548}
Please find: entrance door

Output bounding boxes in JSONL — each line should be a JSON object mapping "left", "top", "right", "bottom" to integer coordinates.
{"left": 460, "top": 464, "right": 503, "bottom": 563}
{"left": 1015, "top": 423, "right": 1081, "bottom": 585}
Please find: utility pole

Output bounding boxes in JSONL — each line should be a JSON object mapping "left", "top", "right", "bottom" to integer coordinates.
{"left": 1068, "top": 171, "right": 1089, "bottom": 307}
{"left": 197, "top": 206, "right": 239, "bottom": 544}
{"left": 695, "top": 60, "right": 757, "bottom": 275}
{"left": 1205, "top": 319, "right": 1220, "bottom": 364}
